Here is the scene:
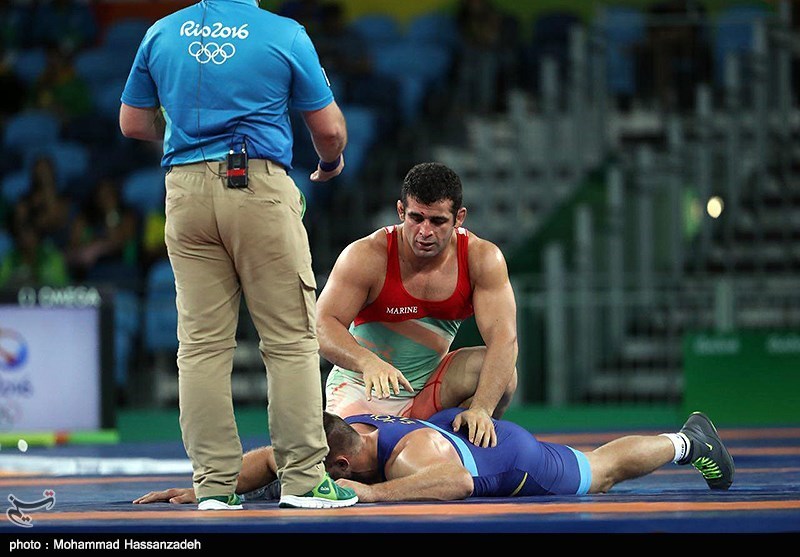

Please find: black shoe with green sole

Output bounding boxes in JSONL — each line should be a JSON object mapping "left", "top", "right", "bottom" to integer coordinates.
{"left": 679, "top": 411, "right": 735, "bottom": 490}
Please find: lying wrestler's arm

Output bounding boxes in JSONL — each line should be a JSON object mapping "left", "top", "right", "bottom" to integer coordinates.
{"left": 451, "top": 236, "right": 518, "bottom": 448}
{"left": 336, "top": 430, "right": 473, "bottom": 502}
{"left": 133, "top": 447, "right": 276, "bottom": 504}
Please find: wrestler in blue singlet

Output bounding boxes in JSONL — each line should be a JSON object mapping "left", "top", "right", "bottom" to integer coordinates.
{"left": 345, "top": 408, "right": 592, "bottom": 497}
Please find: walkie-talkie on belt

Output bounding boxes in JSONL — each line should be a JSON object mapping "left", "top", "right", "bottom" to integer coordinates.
{"left": 226, "top": 142, "right": 248, "bottom": 188}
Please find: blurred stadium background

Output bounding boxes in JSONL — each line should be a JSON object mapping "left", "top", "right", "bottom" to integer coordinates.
{"left": 0, "top": 0, "right": 798, "bottom": 444}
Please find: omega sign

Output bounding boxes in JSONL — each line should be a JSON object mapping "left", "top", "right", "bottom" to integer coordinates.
{"left": 17, "top": 286, "right": 102, "bottom": 308}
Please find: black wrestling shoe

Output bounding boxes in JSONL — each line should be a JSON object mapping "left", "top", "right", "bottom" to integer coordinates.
{"left": 679, "top": 412, "right": 735, "bottom": 490}
{"left": 239, "top": 479, "right": 281, "bottom": 501}
{"left": 264, "top": 479, "right": 281, "bottom": 500}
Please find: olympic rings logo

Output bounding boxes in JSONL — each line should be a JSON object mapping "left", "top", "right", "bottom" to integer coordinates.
{"left": 188, "top": 41, "right": 236, "bottom": 65}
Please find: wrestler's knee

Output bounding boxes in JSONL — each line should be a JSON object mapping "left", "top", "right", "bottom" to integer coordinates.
{"left": 492, "top": 368, "right": 518, "bottom": 418}
{"left": 507, "top": 368, "right": 518, "bottom": 395}
{"left": 584, "top": 452, "right": 615, "bottom": 494}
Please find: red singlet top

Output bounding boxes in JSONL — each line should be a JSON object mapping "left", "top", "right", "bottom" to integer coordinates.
{"left": 354, "top": 225, "right": 474, "bottom": 325}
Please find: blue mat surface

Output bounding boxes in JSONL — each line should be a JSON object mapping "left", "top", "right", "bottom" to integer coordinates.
{"left": 0, "top": 426, "right": 796, "bottom": 538}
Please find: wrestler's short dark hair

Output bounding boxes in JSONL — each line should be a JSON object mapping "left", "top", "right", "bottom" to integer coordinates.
{"left": 400, "top": 162, "right": 463, "bottom": 220}
{"left": 323, "top": 411, "right": 361, "bottom": 457}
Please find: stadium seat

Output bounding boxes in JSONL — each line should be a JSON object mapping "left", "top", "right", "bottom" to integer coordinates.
{"left": 143, "top": 258, "right": 179, "bottom": 353}
{"left": 92, "top": 78, "right": 126, "bottom": 122}
{"left": 74, "top": 47, "right": 133, "bottom": 90}
{"left": 369, "top": 41, "right": 453, "bottom": 121}
{"left": 30, "top": 0, "right": 98, "bottom": 51}
{"left": 406, "top": 11, "right": 460, "bottom": 50}
{"left": 29, "top": 141, "right": 90, "bottom": 193}
{"left": 121, "top": 167, "right": 166, "bottom": 218}
{"left": 348, "top": 14, "right": 401, "bottom": 46}
{"left": 712, "top": 4, "right": 771, "bottom": 86}
{"left": 532, "top": 10, "right": 581, "bottom": 47}
{"left": 2, "top": 110, "right": 60, "bottom": 154}
{"left": 10, "top": 47, "right": 47, "bottom": 85}
{"left": 339, "top": 104, "right": 379, "bottom": 182}
{"left": 103, "top": 17, "right": 151, "bottom": 55}
{"left": 0, "top": 229, "right": 13, "bottom": 260}
{"left": 597, "top": 6, "right": 646, "bottom": 97}
{"left": 371, "top": 41, "right": 452, "bottom": 86}
{"left": 523, "top": 10, "right": 581, "bottom": 89}
{"left": 113, "top": 288, "right": 141, "bottom": 388}
{"left": 0, "top": 170, "right": 31, "bottom": 205}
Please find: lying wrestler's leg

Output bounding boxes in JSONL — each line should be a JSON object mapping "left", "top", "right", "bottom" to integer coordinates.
{"left": 584, "top": 435, "right": 675, "bottom": 493}
{"left": 437, "top": 347, "right": 518, "bottom": 418}
{"left": 585, "top": 412, "right": 736, "bottom": 493}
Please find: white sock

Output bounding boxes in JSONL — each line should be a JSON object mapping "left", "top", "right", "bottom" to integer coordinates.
{"left": 660, "top": 432, "right": 691, "bottom": 463}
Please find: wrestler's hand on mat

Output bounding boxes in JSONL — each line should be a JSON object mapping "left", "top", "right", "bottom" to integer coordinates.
{"left": 133, "top": 488, "right": 196, "bottom": 505}
{"left": 310, "top": 154, "right": 344, "bottom": 182}
{"left": 335, "top": 479, "right": 375, "bottom": 503}
{"left": 451, "top": 408, "right": 497, "bottom": 448}
{"left": 363, "top": 362, "right": 414, "bottom": 400}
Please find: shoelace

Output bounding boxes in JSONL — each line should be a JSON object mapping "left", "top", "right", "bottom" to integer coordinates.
{"left": 692, "top": 456, "right": 723, "bottom": 479}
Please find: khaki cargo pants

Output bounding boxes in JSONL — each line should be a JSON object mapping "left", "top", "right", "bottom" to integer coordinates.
{"left": 164, "top": 159, "right": 327, "bottom": 499}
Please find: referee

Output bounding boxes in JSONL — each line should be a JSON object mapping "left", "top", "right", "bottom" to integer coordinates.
{"left": 119, "top": 0, "right": 356, "bottom": 510}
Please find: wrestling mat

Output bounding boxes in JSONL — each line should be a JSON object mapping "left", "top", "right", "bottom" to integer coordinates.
{"left": 0, "top": 424, "right": 796, "bottom": 542}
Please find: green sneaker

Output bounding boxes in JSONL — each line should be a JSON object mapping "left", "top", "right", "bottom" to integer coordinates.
{"left": 278, "top": 473, "right": 358, "bottom": 509}
{"left": 197, "top": 493, "right": 243, "bottom": 510}
{"left": 678, "top": 412, "right": 735, "bottom": 490}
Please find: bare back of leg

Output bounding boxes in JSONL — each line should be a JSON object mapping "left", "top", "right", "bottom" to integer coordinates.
{"left": 438, "top": 346, "right": 517, "bottom": 418}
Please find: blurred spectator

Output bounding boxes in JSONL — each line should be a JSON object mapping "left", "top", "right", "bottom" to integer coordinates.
{"left": 0, "top": 46, "right": 27, "bottom": 122}
{"left": 278, "top": 0, "right": 325, "bottom": 34}
{"left": 65, "top": 176, "right": 139, "bottom": 284}
{"left": 22, "top": 155, "right": 74, "bottom": 249}
{"left": 30, "top": 0, "right": 98, "bottom": 52}
{"left": 455, "top": 0, "right": 502, "bottom": 114}
{"left": 791, "top": 0, "right": 799, "bottom": 107}
{"left": 29, "top": 45, "right": 92, "bottom": 126}
{"left": 520, "top": 9, "right": 579, "bottom": 104}
{"left": 140, "top": 210, "right": 167, "bottom": 276}
{"left": 453, "top": 0, "right": 519, "bottom": 114}
{"left": 493, "top": 8, "right": 521, "bottom": 111}
{"left": 310, "top": 2, "right": 400, "bottom": 135}
{"left": 0, "top": 0, "right": 35, "bottom": 49}
{"left": 313, "top": 2, "right": 372, "bottom": 100}
{"left": 638, "top": 0, "right": 711, "bottom": 112}
{"left": 0, "top": 201, "right": 69, "bottom": 288}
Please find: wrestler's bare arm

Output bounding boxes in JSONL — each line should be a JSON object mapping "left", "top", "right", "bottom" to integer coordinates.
{"left": 451, "top": 236, "right": 518, "bottom": 447}
{"left": 133, "top": 447, "right": 276, "bottom": 504}
{"left": 237, "top": 446, "right": 278, "bottom": 494}
{"left": 336, "top": 430, "right": 473, "bottom": 502}
{"left": 317, "top": 233, "right": 414, "bottom": 398}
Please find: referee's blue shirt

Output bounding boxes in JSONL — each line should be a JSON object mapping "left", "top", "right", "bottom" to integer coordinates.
{"left": 121, "top": 0, "right": 334, "bottom": 169}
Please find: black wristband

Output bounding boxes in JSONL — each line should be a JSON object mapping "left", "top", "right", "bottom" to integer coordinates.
{"left": 318, "top": 155, "right": 341, "bottom": 172}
